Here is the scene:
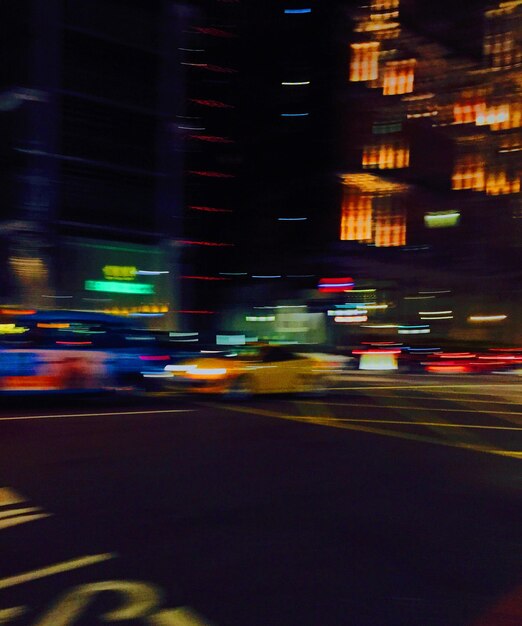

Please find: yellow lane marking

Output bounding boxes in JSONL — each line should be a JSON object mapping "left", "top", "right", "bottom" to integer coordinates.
{"left": 0, "top": 553, "right": 116, "bottom": 590}
{"left": 0, "top": 487, "right": 24, "bottom": 507}
{"left": 0, "top": 409, "right": 193, "bottom": 422}
{"left": 294, "top": 401, "right": 522, "bottom": 417}
{"left": 0, "top": 506, "right": 41, "bottom": 520}
{"left": 211, "top": 403, "right": 522, "bottom": 460}
{"left": 151, "top": 607, "right": 214, "bottom": 625}
{"left": 289, "top": 415, "right": 522, "bottom": 431}
{"left": 304, "top": 395, "right": 519, "bottom": 406}
{"left": 492, "top": 450, "right": 522, "bottom": 459}
{"left": 327, "top": 383, "right": 522, "bottom": 392}
{"left": 0, "top": 513, "right": 52, "bottom": 531}
{"left": 0, "top": 607, "right": 26, "bottom": 622}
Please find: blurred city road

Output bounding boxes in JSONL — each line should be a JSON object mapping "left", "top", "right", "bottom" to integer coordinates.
{"left": 1, "top": 374, "right": 521, "bottom": 626}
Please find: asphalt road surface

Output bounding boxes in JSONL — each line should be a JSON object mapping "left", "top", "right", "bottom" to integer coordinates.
{"left": 0, "top": 373, "right": 521, "bottom": 626}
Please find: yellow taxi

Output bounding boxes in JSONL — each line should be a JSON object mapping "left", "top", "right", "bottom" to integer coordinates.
{"left": 165, "top": 345, "right": 328, "bottom": 398}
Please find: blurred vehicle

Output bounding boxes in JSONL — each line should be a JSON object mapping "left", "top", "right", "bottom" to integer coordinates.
{"left": 165, "top": 345, "right": 328, "bottom": 398}
{"left": 422, "top": 349, "right": 522, "bottom": 374}
{"left": 0, "top": 310, "right": 173, "bottom": 394}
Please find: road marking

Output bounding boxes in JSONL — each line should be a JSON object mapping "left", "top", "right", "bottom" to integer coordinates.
{"left": 0, "top": 488, "right": 24, "bottom": 507}
{"left": 297, "top": 401, "right": 522, "bottom": 417}
{"left": 212, "top": 403, "right": 522, "bottom": 460}
{"left": 151, "top": 607, "right": 214, "bottom": 625}
{"left": 0, "top": 553, "right": 116, "bottom": 590}
{"left": 292, "top": 415, "right": 522, "bottom": 431}
{"left": 327, "top": 383, "right": 522, "bottom": 392}
{"left": 0, "top": 490, "right": 53, "bottom": 530}
{"left": 0, "top": 409, "right": 193, "bottom": 423}
{"left": 32, "top": 581, "right": 213, "bottom": 626}
{"left": 0, "top": 506, "right": 41, "bottom": 519}
{"left": 304, "top": 394, "right": 519, "bottom": 406}
{"left": 0, "top": 607, "right": 26, "bottom": 623}
{"left": 0, "top": 512, "right": 52, "bottom": 530}
{"left": 33, "top": 580, "right": 161, "bottom": 626}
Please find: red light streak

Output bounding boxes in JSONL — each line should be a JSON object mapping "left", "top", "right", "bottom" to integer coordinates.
{"left": 177, "top": 240, "right": 234, "bottom": 247}
{"left": 193, "top": 27, "right": 237, "bottom": 38}
{"left": 139, "top": 355, "right": 171, "bottom": 361}
{"left": 189, "top": 205, "right": 233, "bottom": 213}
{"left": 189, "top": 170, "right": 236, "bottom": 178}
{"left": 353, "top": 350, "right": 401, "bottom": 355}
{"left": 205, "top": 64, "right": 237, "bottom": 74}
{"left": 190, "top": 135, "right": 235, "bottom": 143}
{"left": 190, "top": 99, "right": 235, "bottom": 108}
{"left": 55, "top": 341, "right": 92, "bottom": 346}
{"left": 0, "top": 309, "right": 36, "bottom": 315}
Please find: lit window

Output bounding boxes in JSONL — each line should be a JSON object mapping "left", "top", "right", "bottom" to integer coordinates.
{"left": 340, "top": 191, "right": 373, "bottom": 242}
{"left": 382, "top": 59, "right": 416, "bottom": 96}
{"left": 476, "top": 103, "right": 511, "bottom": 129}
{"left": 452, "top": 156, "right": 486, "bottom": 191}
{"left": 453, "top": 100, "right": 485, "bottom": 125}
{"left": 485, "top": 170, "right": 520, "bottom": 195}
{"left": 371, "top": 0, "right": 399, "bottom": 10}
{"left": 374, "top": 206, "right": 406, "bottom": 247}
{"left": 349, "top": 42, "right": 380, "bottom": 82}
{"left": 362, "top": 142, "right": 410, "bottom": 169}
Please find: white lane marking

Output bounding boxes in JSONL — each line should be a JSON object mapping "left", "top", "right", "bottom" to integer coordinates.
{"left": 0, "top": 553, "right": 116, "bottom": 590}
{"left": 0, "top": 409, "right": 194, "bottom": 423}
{"left": 0, "top": 488, "right": 24, "bottom": 507}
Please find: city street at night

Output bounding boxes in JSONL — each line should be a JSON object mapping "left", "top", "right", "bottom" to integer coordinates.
{"left": 1, "top": 375, "right": 521, "bottom": 626}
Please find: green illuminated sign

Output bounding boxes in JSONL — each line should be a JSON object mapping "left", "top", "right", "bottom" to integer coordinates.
{"left": 424, "top": 211, "right": 460, "bottom": 228}
{"left": 84, "top": 280, "right": 155, "bottom": 295}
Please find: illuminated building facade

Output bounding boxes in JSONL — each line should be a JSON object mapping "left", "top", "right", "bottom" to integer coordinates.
{"left": 337, "top": 0, "right": 521, "bottom": 269}
{"left": 0, "top": 0, "right": 184, "bottom": 326}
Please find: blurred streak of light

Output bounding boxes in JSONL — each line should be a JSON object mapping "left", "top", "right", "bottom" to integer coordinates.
{"left": 190, "top": 98, "right": 235, "bottom": 108}
{"left": 188, "top": 171, "right": 235, "bottom": 178}
{"left": 468, "top": 315, "right": 507, "bottom": 322}
{"left": 189, "top": 205, "right": 233, "bottom": 213}
{"left": 177, "top": 240, "right": 234, "bottom": 247}
{"left": 334, "top": 315, "right": 368, "bottom": 323}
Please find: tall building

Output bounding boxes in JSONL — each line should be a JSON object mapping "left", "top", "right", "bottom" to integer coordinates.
{"left": 177, "top": 0, "right": 335, "bottom": 328}
{"left": 0, "top": 0, "right": 185, "bottom": 327}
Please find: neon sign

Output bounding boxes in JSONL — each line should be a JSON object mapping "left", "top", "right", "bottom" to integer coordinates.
{"left": 85, "top": 280, "right": 154, "bottom": 295}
